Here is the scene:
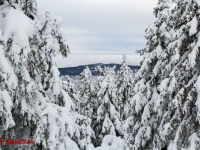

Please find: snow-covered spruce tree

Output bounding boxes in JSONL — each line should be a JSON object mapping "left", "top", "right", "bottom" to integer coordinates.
{"left": 60, "top": 74, "right": 95, "bottom": 150}
{"left": 123, "top": 0, "right": 172, "bottom": 149}
{"left": 78, "top": 67, "right": 97, "bottom": 118}
{"left": 92, "top": 66, "right": 122, "bottom": 147}
{"left": 77, "top": 67, "right": 96, "bottom": 149}
{"left": 124, "top": 0, "right": 200, "bottom": 150}
{"left": 70, "top": 67, "right": 96, "bottom": 149}
{"left": 157, "top": 1, "right": 200, "bottom": 149}
{"left": 0, "top": 3, "right": 89, "bottom": 150}
{"left": 0, "top": 0, "right": 37, "bottom": 19}
{"left": 116, "top": 55, "right": 134, "bottom": 121}
{"left": 61, "top": 75, "right": 79, "bottom": 105}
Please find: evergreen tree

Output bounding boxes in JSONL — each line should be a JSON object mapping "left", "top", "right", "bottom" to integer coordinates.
{"left": 61, "top": 74, "right": 96, "bottom": 150}
{"left": 78, "top": 67, "right": 98, "bottom": 118}
{"left": 75, "top": 67, "right": 96, "bottom": 149}
{"left": 116, "top": 55, "right": 134, "bottom": 121}
{"left": 123, "top": 0, "right": 200, "bottom": 150}
{"left": 0, "top": 3, "right": 84, "bottom": 150}
{"left": 61, "top": 75, "right": 78, "bottom": 105}
{"left": 123, "top": 0, "right": 172, "bottom": 149}
{"left": 92, "top": 66, "right": 122, "bottom": 146}
{"left": 76, "top": 114, "right": 95, "bottom": 150}
{"left": 156, "top": 1, "right": 200, "bottom": 149}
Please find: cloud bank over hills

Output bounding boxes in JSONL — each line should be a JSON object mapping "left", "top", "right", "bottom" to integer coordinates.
{"left": 37, "top": 0, "right": 157, "bottom": 55}
{"left": 56, "top": 54, "right": 143, "bottom": 68}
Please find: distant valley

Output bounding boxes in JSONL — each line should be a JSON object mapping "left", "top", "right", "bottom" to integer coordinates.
{"left": 58, "top": 63, "right": 141, "bottom": 76}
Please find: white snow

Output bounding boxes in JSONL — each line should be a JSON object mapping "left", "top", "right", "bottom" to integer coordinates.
{"left": 189, "top": 16, "right": 198, "bottom": 36}
{"left": 0, "top": 5, "right": 34, "bottom": 55}
{"left": 88, "top": 135, "right": 125, "bottom": 150}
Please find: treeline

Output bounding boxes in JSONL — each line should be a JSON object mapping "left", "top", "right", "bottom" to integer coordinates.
{"left": 60, "top": 55, "right": 134, "bottom": 148}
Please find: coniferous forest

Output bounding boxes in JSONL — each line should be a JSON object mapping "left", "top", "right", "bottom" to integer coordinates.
{"left": 1, "top": 0, "right": 200, "bottom": 150}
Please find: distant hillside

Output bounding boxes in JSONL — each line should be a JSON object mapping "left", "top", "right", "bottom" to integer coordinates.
{"left": 58, "top": 63, "right": 140, "bottom": 76}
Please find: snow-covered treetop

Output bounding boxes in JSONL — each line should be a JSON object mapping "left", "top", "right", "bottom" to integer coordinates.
{"left": 80, "top": 66, "right": 92, "bottom": 80}
{"left": 154, "top": 0, "right": 171, "bottom": 20}
{"left": 118, "top": 55, "right": 133, "bottom": 79}
{"left": 101, "top": 66, "right": 116, "bottom": 77}
{"left": 123, "top": 54, "right": 127, "bottom": 62}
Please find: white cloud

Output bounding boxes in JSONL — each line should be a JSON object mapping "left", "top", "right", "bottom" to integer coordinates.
{"left": 37, "top": 0, "right": 156, "bottom": 66}
{"left": 56, "top": 54, "right": 143, "bottom": 68}
{"left": 60, "top": 27, "right": 90, "bottom": 36}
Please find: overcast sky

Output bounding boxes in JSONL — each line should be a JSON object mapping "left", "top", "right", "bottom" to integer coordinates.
{"left": 37, "top": 0, "right": 158, "bottom": 67}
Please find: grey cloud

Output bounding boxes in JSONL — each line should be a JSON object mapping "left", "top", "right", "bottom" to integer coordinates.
{"left": 56, "top": 54, "right": 143, "bottom": 68}
{"left": 37, "top": 0, "right": 157, "bottom": 66}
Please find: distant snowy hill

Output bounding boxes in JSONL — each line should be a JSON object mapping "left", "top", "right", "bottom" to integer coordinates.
{"left": 58, "top": 63, "right": 140, "bottom": 76}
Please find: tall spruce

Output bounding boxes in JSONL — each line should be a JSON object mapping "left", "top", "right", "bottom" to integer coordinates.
{"left": 77, "top": 67, "right": 96, "bottom": 149}
{"left": 123, "top": 0, "right": 200, "bottom": 150}
{"left": 116, "top": 55, "right": 134, "bottom": 121}
{"left": 123, "top": 0, "right": 172, "bottom": 149}
{"left": 0, "top": 2, "right": 89, "bottom": 150}
{"left": 61, "top": 75, "right": 78, "bottom": 104}
{"left": 92, "top": 66, "right": 122, "bottom": 146}
{"left": 156, "top": 1, "right": 200, "bottom": 149}
{"left": 78, "top": 67, "right": 98, "bottom": 118}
